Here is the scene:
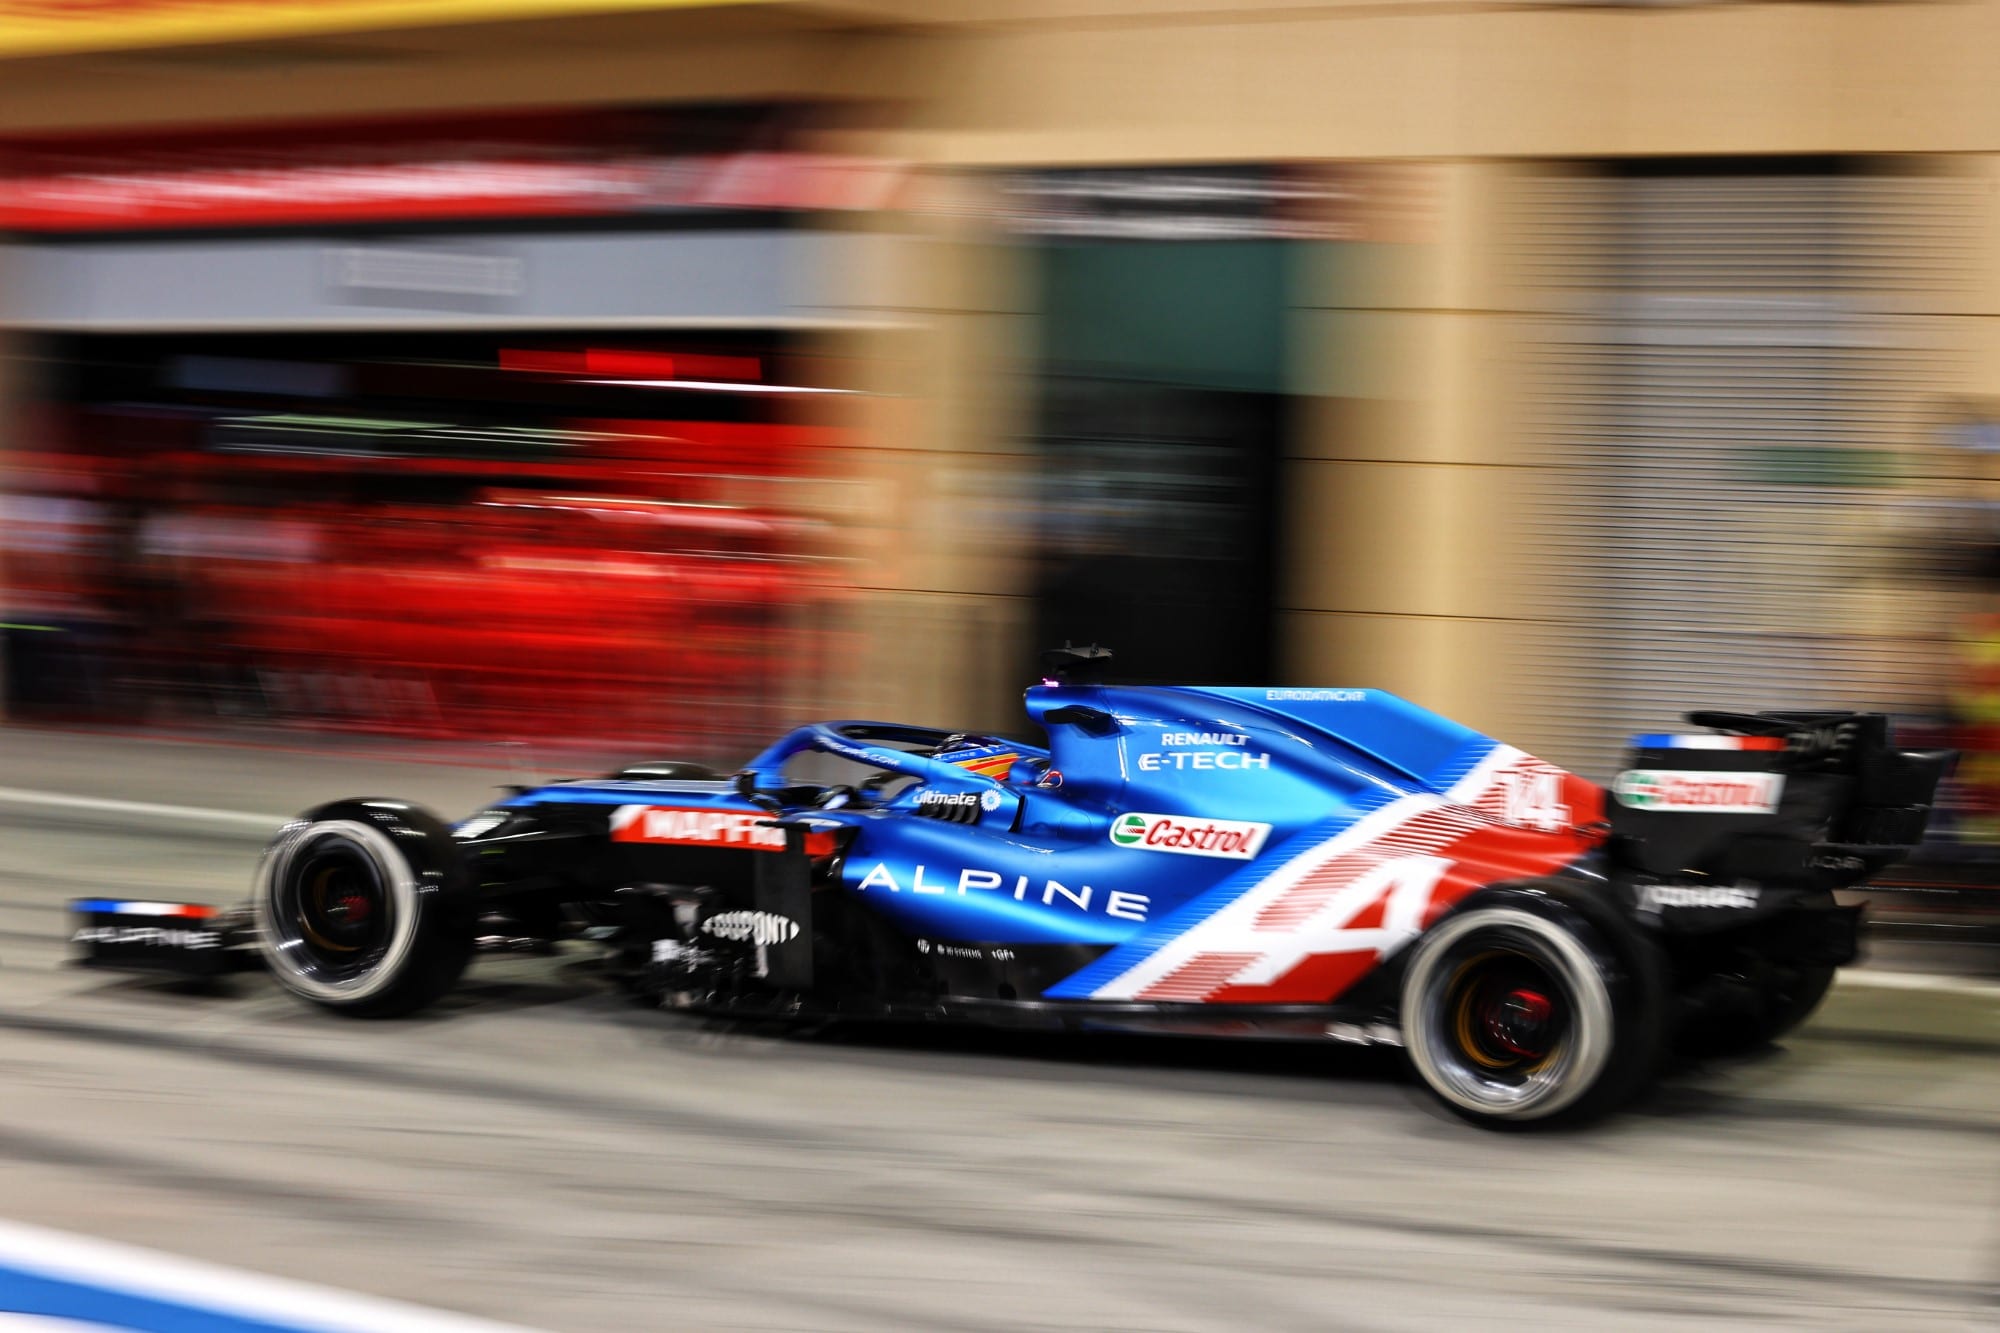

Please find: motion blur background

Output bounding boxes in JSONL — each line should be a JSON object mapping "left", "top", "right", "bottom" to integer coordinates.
{"left": 2, "top": 0, "right": 1999, "bottom": 853}
{"left": 7, "top": 10, "right": 2000, "bottom": 1329}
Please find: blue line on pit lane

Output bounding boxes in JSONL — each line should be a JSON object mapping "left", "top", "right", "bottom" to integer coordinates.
{"left": 0, "top": 1260, "right": 308, "bottom": 1332}
{"left": 0, "top": 1218, "right": 537, "bottom": 1333}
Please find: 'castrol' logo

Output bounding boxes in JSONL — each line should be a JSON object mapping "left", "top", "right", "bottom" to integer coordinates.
{"left": 1612, "top": 770, "right": 1784, "bottom": 815}
{"left": 1109, "top": 813, "right": 1271, "bottom": 860}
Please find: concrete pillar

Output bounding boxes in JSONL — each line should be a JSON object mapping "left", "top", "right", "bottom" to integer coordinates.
{"left": 1279, "top": 161, "right": 1544, "bottom": 740}
{"left": 803, "top": 172, "right": 1042, "bottom": 734}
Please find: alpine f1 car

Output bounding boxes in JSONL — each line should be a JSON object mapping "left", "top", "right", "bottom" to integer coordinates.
{"left": 71, "top": 647, "right": 1949, "bottom": 1126}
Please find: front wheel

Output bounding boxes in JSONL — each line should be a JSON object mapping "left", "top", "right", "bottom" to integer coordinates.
{"left": 253, "top": 799, "right": 474, "bottom": 1018}
{"left": 1400, "top": 884, "right": 1663, "bottom": 1128}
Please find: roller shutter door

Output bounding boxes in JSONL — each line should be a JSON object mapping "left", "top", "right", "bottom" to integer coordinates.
{"left": 1516, "top": 164, "right": 1967, "bottom": 775}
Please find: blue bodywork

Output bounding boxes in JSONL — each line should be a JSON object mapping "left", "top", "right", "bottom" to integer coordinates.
{"left": 493, "top": 685, "right": 1517, "bottom": 998}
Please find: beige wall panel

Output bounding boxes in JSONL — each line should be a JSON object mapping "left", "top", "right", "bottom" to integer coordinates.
{"left": 877, "top": 235, "right": 1039, "bottom": 322}
{"left": 1278, "top": 609, "right": 1518, "bottom": 738}
{"left": 909, "top": 18, "right": 1446, "bottom": 162}
{"left": 1292, "top": 394, "right": 1423, "bottom": 469}
{"left": 1614, "top": 8, "right": 1836, "bottom": 155}
{"left": 822, "top": 326, "right": 922, "bottom": 399}
{"left": 833, "top": 442, "right": 928, "bottom": 590}
{"left": 926, "top": 310, "right": 1039, "bottom": 458}
{"left": 1882, "top": 158, "right": 2000, "bottom": 391}
{"left": 1472, "top": 7, "right": 1847, "bottom": 156}
{"left": 836, "top": 445, "right": 1035, "bottom": 596}
{"left": 1826, "top": 5, "right": 1994, "bottom": 152}
{"left": 1430, "top": 312, "right": 1522, "bottom": 468}
{"left": 1450, "top": 11, "right": 1630, "bottom": 159}
{"left": 831, "top": 589, "right": 1029, "bottom": 733}
{"left": 1281, "top": 609, "right": 1621, "bottom": 765}
{"left": 830, "top": 315, "right": 1035, "bottom": 461}
{"left": 918, "top": 16, "right": 1457, "bottom": 164}
{"left": 1293, "top": 165, "right": 1514, "bottom": 313}
{"left": 908, "top": 4, "right": 2000, "bottom": 164}
{"left": 822, "top": 214, "right": 1038, "bottom": 460}
{"left": 1282, "top": 457, "right": 1537, "bottom": 619}
{"left": 1290, "top": 310, "right": 1514, "bottom": 466}
{"left": 3, "top": 3, "right": 1997, "bottom": 155}
{"left": 1245, "top": 16, "right": 1458, "bottom": 160}
{"left": 846, "top": 0, "right": 1449, "bottom": 21}
{"left": 812, "top": 183, "right": 1034, "bottom": 740}
{"left": 1433, "top": 161, "right": 1514, "bottom": 315}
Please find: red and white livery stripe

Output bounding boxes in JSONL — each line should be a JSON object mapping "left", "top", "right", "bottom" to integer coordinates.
{"left": 1082, "top": 746, "right": 1605, "bottom": 1005}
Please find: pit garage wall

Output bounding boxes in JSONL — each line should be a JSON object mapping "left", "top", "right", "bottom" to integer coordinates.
{"left": 804, "top": 178, "right": 1041, "bottom": 736}
{"left": 871, "top": 1, "right": 2000, "bottom": 754}
{"left": 10, "top": 2, "right": 2000, "bottom": 744}
{"left": 835, "top": 154, "right": 1992, "bottom": 755}
{"left": 1281, "top": 163, "right": 1531, "bottom": 743}
{"left": 866, "top": 160, "right": 1581, "bottom": 747}
{"left": 820, "top": 160, "right": 1560, "bottom": 742}
{"left": 1506, "top": 161, "right": 1983, "bottom": 776}
{"left": 1283, "top": 157, "right": 1990, "bottom": 772}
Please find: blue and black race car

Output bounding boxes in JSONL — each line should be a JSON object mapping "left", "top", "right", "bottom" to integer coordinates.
{"left": 73, "top": 647, "right": 1949, "bottom": 1126}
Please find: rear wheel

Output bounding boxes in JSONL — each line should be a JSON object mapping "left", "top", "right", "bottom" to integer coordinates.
{"left": 1401, "top": 885, "right": 1663, "bottom": 1127}
{"left": 254, "top": 799, "right": 474, "bottom": 1018}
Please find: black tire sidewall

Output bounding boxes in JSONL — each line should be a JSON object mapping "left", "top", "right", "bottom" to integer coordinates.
{"left": 1402, "top": 881, "right": 1666, "bottom": 1128}
{"left": 255, "top": 798, "right": 475, "bottom": 1018}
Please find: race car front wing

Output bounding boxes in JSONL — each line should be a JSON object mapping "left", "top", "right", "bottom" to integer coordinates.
{"left": 69, "top": 899, "right": 258, "bottom": 978}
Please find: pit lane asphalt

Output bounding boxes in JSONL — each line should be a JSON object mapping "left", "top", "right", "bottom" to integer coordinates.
{"left": 2, "top": 728, "right": 1997, "bottom": 1332}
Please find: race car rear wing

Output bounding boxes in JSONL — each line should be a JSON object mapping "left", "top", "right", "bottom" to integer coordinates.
{"left": 1607, "top": 711, "right": 1952, "bottom": 891}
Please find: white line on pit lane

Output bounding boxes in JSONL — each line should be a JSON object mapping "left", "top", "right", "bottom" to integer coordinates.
{"left": 0, "top": 787, "right": 284, "bottom": 831}
{"left": 0, "top": 1217, "right": 538, "bottom": 1332}
{"left": 1838, "top": 968, "right": 2000, "bottom": 999}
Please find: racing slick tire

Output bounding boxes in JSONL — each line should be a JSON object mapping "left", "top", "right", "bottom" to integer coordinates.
{"left": 1400, "top": 882, "right": 1665, "bottom": 1128}
{"left": 253, "top": 799, "right": 476, "bottom": 1018}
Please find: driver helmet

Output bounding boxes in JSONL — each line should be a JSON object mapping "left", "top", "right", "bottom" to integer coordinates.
{"left": 931, "top": 736, "right": 1018, "bottom": 781}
